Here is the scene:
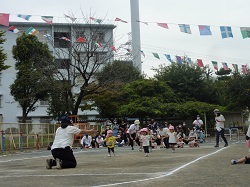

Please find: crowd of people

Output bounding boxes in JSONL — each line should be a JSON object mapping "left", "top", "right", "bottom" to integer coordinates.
{"left": 79, "top": 116, "right": 207, "bottom": 153}
{"left": 47, "top": 109, "right": 250, "bottom": 169}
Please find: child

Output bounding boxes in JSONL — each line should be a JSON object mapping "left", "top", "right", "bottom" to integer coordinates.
{"left": 139, "top": 128, "right": 151, "bottom": 157}
{"left": 103, "top": 130, "right": 116, "bottom": 157}
{"left": 177, "top": 131, "right": 185, "bottom": 148}
{"left": 167, "top": 125, "right": 178, "bottom": 153}
{"left": 188, "top": 139, "right": 200, "bottom": 147}
{"left": 151, "top": 133, "right": 158, "bottom": 149}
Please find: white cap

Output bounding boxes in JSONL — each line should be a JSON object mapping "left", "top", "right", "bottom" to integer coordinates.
{"left": 134, "top": 120, "right": 140, "bottom": 125}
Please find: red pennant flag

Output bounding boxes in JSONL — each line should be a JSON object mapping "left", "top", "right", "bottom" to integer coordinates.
{"left": 60, "top": 37, "right": 71, "bottom": 41}
{"left": 157, "top": 23, "right": 169, "bottom": 29}
{"left": 110, "top": 46, "right": 117, "bottom": 52}
{"left": 95, "top": 42, "right": 102, "bottom": 48}
{"left": 76, "top": 37, "right": 87, "bottom": 43}
{"left": 8, "top": 26, "right": 19, "bottom": 33}
{"left": 197, "top": 59, "right": 204, "bottom": 67}
{"left": 115, "top": 17, "right": 127, "bottom": 23}
{"left": 0, "top": 13, "right": 10, "bottom": 26}
{"left": 222, "top": 62, "right": 229, "bottom": 70}
{"left": 242, "top": 65, "right": 248, "bottom": 74}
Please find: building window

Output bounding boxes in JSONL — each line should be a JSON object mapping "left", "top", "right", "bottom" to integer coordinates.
{"left": 54, "top": 32, "right": 71, "bottom": 48}
{"left": 40, "top": 117, "right": 52, "bottom": 123}
{"left": 75, "top": 31, "right": 86, "bottom": 40}
{"left": 37, "top": 30, "right": 50, "bottom": 44}
{"left": 54, "top": 59, "right": 70, "bottom": 69}
{"left": 93, "top": 32, "right": 105, "bottom": 43}
{"left": 40, "top": 100, "right": 49, "bottom": 106}
{"left": 18, "top": 117, "right": 32, "bottom": 123}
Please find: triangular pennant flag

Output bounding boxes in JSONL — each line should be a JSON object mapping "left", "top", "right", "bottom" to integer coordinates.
{"left": 64, "top": 14, "right": 77, "bottom": 22}
{"left": 111, "top": 46, "right": 117, "bottom": 52}
{"left": 89, "top": 17, "right": 103, "bottom": 24}
{"left": 0, "top": 13, "right": 10, "bottom": 27}
{"left": 25, "top": 27, "right": 39, "bottom": 35}
{"left": 17, "top": 14, "right": 31, "bottom": 21}
{"left": 115, "top": 17, "right": 127, "bottom": 23}
{"left": 187, "top": 57, "right": 192, "bottom": 64}
{"left": 157, "top": 23, "right": 169, "bottom": 29}
{"left": 76, "top": 37, "right": 87, "bottom": 43}
{"left": 152, "top": 53, "right": 160, "bottom": 59}
{"left": 125, "top": 48, "right": 131, "bottom": 53}
{"left": 41, "top": 16, "right": 53, "bottom": 25}
{"left": 242, "top": 65, "right": 248, "bottom": 74}
{"left": 179, "top": 24, "right": 191, "bottom": 34}
{"left": 176, "top": 56, "right": 182, "bottom": 64}
{"left": 95, "top": 42, "right": 102, "bottom": 48}
{"left": 60, "top": 37, "right": 71, "bottom": 41}
{"left": 136, "top": 20, "right": 148, "bottom": 25}
{"left": 211, "top": 61, "right": 218, "bottom": 70}
{"left": 220, "top": 26, "right": 233, "bottom": 39}
{"left": 8, "top": 26, "right": 19, "bottom": 33}
{"left": 222, "top": 62, "right": 229, "bottom": 70}
{"left": 232, "top": 64, "right": 239, "bottom": 73}
{"left": 141, "top": 50, "right": 145, "bottom": 57}
{"left": 197, "top": 59, "right": 204, "bottom": 67}
{"left": 43, "top": 34, "right": 53, "bottom": 42}
{"left": 198, "top": 25, "right": 212, "bottom": 36}
{"left": 164, "top": 54, "right": 172, "bottom": 62}
{"left": 240, "top": 27, "right": 250, "bottom": 39}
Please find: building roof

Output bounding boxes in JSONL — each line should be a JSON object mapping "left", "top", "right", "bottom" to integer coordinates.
{"left": 9, "top": 22, "right": 116, "bottom": 29}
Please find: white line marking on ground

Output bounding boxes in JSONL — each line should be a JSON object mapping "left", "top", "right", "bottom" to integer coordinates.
{"left": 0, "top": 146, "right": 227, "bottom": 186}
{"left": 0, "top": 155, "right": 48, "bottom": 163}
{"left": 92, "top": 147, "right": 227, "bottom": 187}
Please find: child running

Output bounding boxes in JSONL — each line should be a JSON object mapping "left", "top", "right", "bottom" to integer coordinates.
{"left": 167, "top": 125, "right": 178, "bottom": 153}
{"left": 103, "top": 130, "right": 116, "bottom": 157}
{"left": 139, "top": 128, "right": 151, "bottom": 157}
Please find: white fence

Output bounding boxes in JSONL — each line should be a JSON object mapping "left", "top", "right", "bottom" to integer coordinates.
{"left": 0, "top": 123, "right": 101, "bottom": 153}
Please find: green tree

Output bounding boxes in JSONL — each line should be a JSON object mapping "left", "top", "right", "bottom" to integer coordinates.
{"left": 95, "top": 60, "right": 141, "bottom": 85}
{"left": 226, "top": 73, "right": 250, "bottom": 110}
{"left": 161, "top": 101, "right": 223, "bottom": 120}
{"left": 10, "top": 33, "right": 54, "bottom": 123}
{"left": 46, "top": 80, "right": 71, "bottom": 119}
{"left": 117, "top": 79, "right": 177, "bottom": 119}
{"left": 0, "top": 31, "right": 10, "bottom": 72}
{"left": 154, "top": 62, "right": 217, "bottom": 104}
{"left": 85, "top": 61, "right": 142, "bottom": 117}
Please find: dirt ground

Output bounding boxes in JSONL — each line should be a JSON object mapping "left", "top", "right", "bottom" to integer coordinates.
{"left": 0, "top": 140, "right": 249, "bottom": 187}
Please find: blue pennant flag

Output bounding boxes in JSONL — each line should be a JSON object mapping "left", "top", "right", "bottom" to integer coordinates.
{"left": 164, "top": 54, "right": 172, "bottom": 62}
{"left": 220, "top": 26, "right": 233, "bottom": 39}
{"left": 198, "top": 25, "right": 212, "bottom": 36}
{"left": 176, "top": 56, "right": 182, "bottom": 64}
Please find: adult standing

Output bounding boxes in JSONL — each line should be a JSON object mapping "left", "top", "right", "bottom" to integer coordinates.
{"left": 127, "top": 119, "right": 140, "bottom": 150}
{"left": 46, "top": 116, "right": 96, "bottom": 169}
{"left": 213, "top": 109, "right": 228, "bottom": 147}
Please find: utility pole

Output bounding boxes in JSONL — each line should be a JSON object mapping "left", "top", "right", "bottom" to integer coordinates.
{"left": 130, "top": 0, "right": 142, "bottom": 72}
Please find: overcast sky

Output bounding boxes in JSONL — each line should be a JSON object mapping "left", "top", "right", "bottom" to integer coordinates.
{"left": 2, "top": 0, "right": 250, "bottom": 77}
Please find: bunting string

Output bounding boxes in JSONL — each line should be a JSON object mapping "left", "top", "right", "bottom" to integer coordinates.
{"left": 1, "top": 12, "right": 249, "bottom": 74}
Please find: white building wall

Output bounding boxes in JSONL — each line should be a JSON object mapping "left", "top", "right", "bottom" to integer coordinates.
{"left": 0, "top": 22, "right": 115, "bottom": 124}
